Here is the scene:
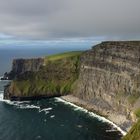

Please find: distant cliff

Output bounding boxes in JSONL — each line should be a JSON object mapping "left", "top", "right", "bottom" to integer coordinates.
{"left": 4, "top": 58, "right": 45, "bottom": 80}
{"left": 3, "top": 42, "right": 140, "bottom": 139}
{"left": 4, "top": 52, "right": 82, "bottom": 100}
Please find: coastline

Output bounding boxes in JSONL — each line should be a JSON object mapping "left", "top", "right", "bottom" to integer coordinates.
{"left": 0, "top": 76, "right": 3, "bottom": 81}
{"left": 57, "top": 95, "right": 128, "bottom": 136}
{"left": 0, "top": 81, "right": 127, "bottom": 136}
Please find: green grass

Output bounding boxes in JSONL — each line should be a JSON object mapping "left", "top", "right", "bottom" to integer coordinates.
{"left": 12, "top": 80, "right": 31, "bottom": 96}
{"left": 128, "top": 91, "right": 140, "bottom": 105}
{"left": 122, "top": 119, "right": 140, "bottom": 140}
{"left": 122, "top": 108, "right": 140, "bottom": 140}
{"left": 135, "top": 108, "right": 140, "bottom": 118}
{"left": 45, "top": 51, "right": 82, "bottom": 62}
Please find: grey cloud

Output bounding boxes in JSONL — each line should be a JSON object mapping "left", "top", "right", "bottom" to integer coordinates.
{"left": 0, "top": 0, "right": 140, "bottom": 40}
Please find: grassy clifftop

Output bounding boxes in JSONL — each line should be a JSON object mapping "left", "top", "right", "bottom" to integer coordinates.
{"left": 45, "top": 51, "right": 82, "bottom": 61}
{"left": 5, "top": 51, "right": 82, "bottom": 99}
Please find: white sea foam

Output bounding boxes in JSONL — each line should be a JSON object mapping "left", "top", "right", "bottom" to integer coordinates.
{"left": 0, "top": 92, "right": 32, "bottom": 107}
{"left": 18, "top": 104, "right": 40, "bottom": 109}
{"left": 39, "top": 108, "right": 52, "bottom": 114}
{"left": 0, "top": 92, "right": 52, "bottom": 114}
{"left": 0, "top": 76, "right": 10, "bottom": 81}
{"left": 106, "top": 129, "right": 118, "bottom": 132}
{"left": 39, "top": 107, "right": 52, "bottom": 113}
{"left": 45, "top": 111, "right": 50, "bottom": 115}
{"left": 55, "top": 97, "right": 126, "bottom": 136}
{"left": 0, "top": 93, "right": 4, "bottom": 101}
{"left": 50, "top": 115, "right": 55, "bottom": 118}
{"left": 0, "top": 91, "right": 126, "bottom": 135}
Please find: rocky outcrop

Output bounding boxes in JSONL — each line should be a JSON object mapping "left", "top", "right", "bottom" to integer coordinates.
{"left": 72, "top": 41, "right": 140, "bottom": 130}
{"left": 5, "top": 58, "right": 45, "bottom": 80}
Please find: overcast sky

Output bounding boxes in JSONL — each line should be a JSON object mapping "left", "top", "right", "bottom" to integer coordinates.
{"left": 0, "top": 0, "right": 140, "bottom": 41}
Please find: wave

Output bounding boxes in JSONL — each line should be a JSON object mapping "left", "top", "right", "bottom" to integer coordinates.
{"left": 50, "top": 115, "right": 55, "bottom": 118}
{"left": 39, "top": 107, "right": 52, "bottom": 114}
{"left": 55, "top": 97, "right": 126, "bottom": 136}
{"left": 0, "top": 76, "right": 3, "bottom": 81}
{"left": 39, "top": 107, "right": 52, "bottom": 112}
{"left": 0, "top": 92, "right": 126, "bottom": 135}
{"left": 0, "top": 91, "right": 3, "bottom": 101}
{"left": 0, "top": 76, "right": 11, "bottom": 82}
{"left": 0, "top": 92, "right": 52, "bottom": 115}
{"left": 106, "top": 129, "right": 119, "bottom": 132}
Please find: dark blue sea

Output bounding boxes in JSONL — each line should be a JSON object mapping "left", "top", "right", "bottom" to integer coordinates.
{"left": 0, "top": 42, "right": 123, "bottom": 140}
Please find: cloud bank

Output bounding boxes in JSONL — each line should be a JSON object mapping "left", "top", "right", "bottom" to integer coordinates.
{"left": 0, "top": 0, "right": 140, "bottom": 40}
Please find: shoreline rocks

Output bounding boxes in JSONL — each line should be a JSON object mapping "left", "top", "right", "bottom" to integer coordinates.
{"left": 61, "top": 95, "right": 132, "bottom": 132}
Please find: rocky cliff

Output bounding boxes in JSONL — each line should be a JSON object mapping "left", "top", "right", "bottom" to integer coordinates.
{"left": 5, "top": 58, "right": 45, "bottom": 80}
{"left": 4, "top": 52, "right": 82, "bottom": 100}
{"left": 72, "top": 41, "right": 140, "bottom": 130}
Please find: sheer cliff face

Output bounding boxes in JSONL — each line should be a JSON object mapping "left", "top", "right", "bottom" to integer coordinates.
{"left": 8, "top": 58, "right": 45, "bottom": 79}
{"left": 73, "top": 41, "right": 140, "bottom": 121}
{"left": 12, "top": 58, "right": 44, "bottom": 73}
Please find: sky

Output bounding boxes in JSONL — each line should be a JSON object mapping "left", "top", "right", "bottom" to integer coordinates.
{"left": 0, "top": 0, "right": 140, "bottom": 47}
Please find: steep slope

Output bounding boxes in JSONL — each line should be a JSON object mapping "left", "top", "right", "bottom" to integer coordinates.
{"left": 4, "top": 51, "right": 82, "bottom": 100}
{"left": 3, "top": 58, "right": 45, "bottom": 80}
{"left": 72, "top": 41, "right": 140, "bottom": 130}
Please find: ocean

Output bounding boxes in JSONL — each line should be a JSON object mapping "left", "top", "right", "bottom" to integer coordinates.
{"left": 0, "top": 43, "right": 123, "bottom": 140}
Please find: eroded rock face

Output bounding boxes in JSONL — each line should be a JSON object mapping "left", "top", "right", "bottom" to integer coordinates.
{"left": 7, "top": 58, "right": 45, "bottom": 79}
{"left": 73, "top": 41, "right": 140, "bottom": 129}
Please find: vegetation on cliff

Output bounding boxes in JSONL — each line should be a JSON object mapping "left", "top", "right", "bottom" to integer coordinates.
{"left": 122, "top": 107, "right": 140, "bottom": 140}
{"left": 5, "top": 51, "right": 82, "bottom": 98}
{"left": 45, "top": 51, "right": 82, "bottom": 61}
{"left": 122, "top": 119, "right": 140, "bottom": 140}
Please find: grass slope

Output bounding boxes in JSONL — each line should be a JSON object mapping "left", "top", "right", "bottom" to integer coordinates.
{"left": 45, "top": 51, "right": 82, "bottom": 61}
{"left": 11, "top": 51, "right": 83, "bottom": 97}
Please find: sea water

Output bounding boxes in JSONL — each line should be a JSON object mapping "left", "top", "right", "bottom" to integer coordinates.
{"left": 0, "top": 80, "right": 123, "bottom": 140}
{"left": 0, "top": 44, "right": 123, "bottom": 140}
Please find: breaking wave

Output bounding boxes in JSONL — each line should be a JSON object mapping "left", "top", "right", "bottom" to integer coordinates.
{"left": 55, "top": 97, "right": 126, "bottom": 136}
{"left": 0, "top": 90, "right": 126, "bottom": 136}
{"left": 0, "top": 91, "right": 52, "bottom": 115}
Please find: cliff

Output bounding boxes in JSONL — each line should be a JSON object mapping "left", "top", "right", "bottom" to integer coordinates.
{"left": 4, "top": 42, "right": 140, "bottom": 139}
{"left": 5, "top": 58, "right": 45, "bottom": 80}
{"left": 72, "top": 41, "right": 140, "bottom": 130}
{"left": 4, "top": 51, "right": 82, "bottom": 100}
